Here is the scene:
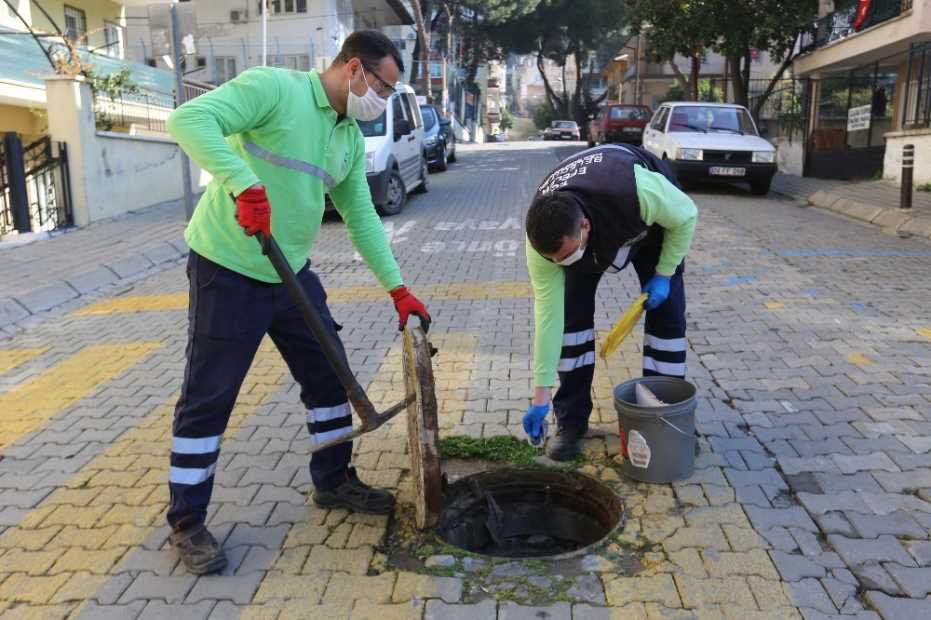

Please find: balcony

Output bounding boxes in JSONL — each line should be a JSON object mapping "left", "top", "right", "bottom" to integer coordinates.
{"left": 799, "top": 0, "right": 913, "bottom": 54}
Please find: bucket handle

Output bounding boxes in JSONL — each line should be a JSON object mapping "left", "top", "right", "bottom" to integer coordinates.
{"left": 658, "top": 415, "right": 692, "bottom": 438}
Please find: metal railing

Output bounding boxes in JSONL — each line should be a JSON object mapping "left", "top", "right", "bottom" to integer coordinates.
{"left": 800, "top": 0, "right": 910, "bottom": 54}
{"left": 93, "top": 87, "right": 175, "bottom": 133}
{"left": 903, "top": 41, "right": 931, "bottom": 129}
{"left": 1, "top": 136, "right": 72, "bottom": 235}
{"left": 92, "top": 79, "right": 214, "bottom": 134}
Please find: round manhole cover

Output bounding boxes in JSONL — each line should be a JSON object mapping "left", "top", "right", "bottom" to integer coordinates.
{"left": 436, "top": 468, "right": 624, "bottom": 559}
{"left": 403, "top": 326, "right": 443, "bottom": 530}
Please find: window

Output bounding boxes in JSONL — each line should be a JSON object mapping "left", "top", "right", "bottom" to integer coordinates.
{"left": 269, "top": 54, "right": 310, "bottom": 71}
{"left": 196, "top": 57, "right": 207, "bottom": 69}
{"left": 144, "top": 57, "right": 156, "bottom": 67}
{"left": 64, "top": 5, "right": 87, "bottom": 42}
{"left": 429, "top": 62, "right": 442, "bottom": 78}
{"left": 260, "top": 0, "right": 307, "bottom": 14}
{"left": 215, "top": 57, "right": 237, "bottom": 84}
{"left": 668, "top": 105, "right": 757, "bottom": 135}
{"left": 610, "top": 106, "right": 650, "bottom": 120}
{"left": 103, "top": 21, "right": 123, "bottom": 58}
{"left": 405, "top": 93, "right": 423, "bottom": 128}
{"left": 652, "top": 107, "right": 669, "bottom": 132}
{"left": 420, "top": 105, "right": 438, "bottom": 130}
{"left": 392, "top": 95, "right": 407, "bottom": 126}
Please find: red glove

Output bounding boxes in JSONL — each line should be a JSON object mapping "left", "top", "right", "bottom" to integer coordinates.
{"left": 390, "top": 286, "right": 431, "bottom": 332}
{"left": 235, "top": 185, "right": 271, "bottom": 238}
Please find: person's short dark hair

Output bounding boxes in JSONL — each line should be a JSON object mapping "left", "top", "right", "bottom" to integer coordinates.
{"left": 334, "top": 30, "right": 404, "bottom": 75}
{"left": 526, "top": 193, "right": 583, "bottom": 255}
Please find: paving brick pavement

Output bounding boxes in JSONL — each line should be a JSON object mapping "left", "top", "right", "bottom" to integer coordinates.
{"left": 0, "top": 142, "right": 930, "bottom": 617}
{"left": 771, "top": 173, "right": 931, "bottom": 241}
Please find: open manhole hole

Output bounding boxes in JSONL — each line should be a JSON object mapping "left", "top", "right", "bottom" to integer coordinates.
{"left": 401, "top": 328, "right": 624, "bottom": 560}
{"left": 435, "top": 468, "right": 624, "bottom": 559}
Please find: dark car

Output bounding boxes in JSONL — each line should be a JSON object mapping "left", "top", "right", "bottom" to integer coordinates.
{"left": 588, "top": 104, "right": 652, "bottom": 147}
{"left": 419, "top": 104, "right": 457, "bottom": 172}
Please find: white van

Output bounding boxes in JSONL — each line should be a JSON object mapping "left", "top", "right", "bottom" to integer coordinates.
{"left": 357, "top": 83, "right": 429, "bottom": 215}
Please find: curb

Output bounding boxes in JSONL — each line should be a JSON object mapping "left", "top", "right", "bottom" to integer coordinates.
{"left": 0, "top": 237, "right": 189, "bottom": 329}
{"left": 777, "top": 186, "right": 931, "bottom": 242}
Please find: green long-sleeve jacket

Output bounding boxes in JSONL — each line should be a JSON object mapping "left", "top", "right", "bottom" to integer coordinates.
{"left": 168, "top": 67, "right": 403, "bottom": 289}
{"left": 527, "top": 165, "right": 698, "bottom": 387}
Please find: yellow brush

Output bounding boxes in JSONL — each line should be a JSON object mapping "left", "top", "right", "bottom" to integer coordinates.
{"left": 599, "top": 293, "right": 648, "bottom": 360}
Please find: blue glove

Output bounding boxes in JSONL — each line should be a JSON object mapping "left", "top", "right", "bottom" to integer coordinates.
{"left": 643, "top": 274, "right": 671, "bottom": 310}
{"left": 522, "top": 403, "right": 550, "bottom": 446}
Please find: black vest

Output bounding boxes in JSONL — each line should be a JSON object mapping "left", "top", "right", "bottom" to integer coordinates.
{"left": 533, "top": 144, "right": 680, "bottom": 274}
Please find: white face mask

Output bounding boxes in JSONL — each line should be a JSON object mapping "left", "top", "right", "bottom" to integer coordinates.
{"left": 557, "top": 236, "right": 586, "bottom": 266}
{"left": 347, "top": 66, "right": 388, "bottom": 121}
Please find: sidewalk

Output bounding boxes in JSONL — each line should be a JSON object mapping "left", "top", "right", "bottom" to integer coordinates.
{"left": 0, "top": 198, "right": 189, "bottom": 334}
{"left": 771, "top": 173, "right": 931, "bottom": 239}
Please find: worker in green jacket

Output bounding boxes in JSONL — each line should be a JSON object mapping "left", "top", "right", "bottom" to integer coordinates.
{"left": 522, "top": 145, "right": 697, "bottom": 461}
{"left": 165, "top": 30, "right": 430, "bottom": 574}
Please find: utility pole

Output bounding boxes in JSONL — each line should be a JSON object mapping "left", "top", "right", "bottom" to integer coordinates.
{"left": 262, "top": 0, "right": 268, "bottom": 66}
{"left": 170, "top": 3, "right": 194, "bottom": 220}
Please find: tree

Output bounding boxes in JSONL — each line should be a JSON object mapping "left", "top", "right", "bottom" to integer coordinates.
{"left": 626, "top": 0, "right": 818, "bottom": 116}
{"left": 483, "top": 0, "right": 625, "bottom": 134}
{"left": 533, "top": 101, "right": 557, "bottom": 129}
{"left": 706, "top": 0, "right": 817, "bottom": 114}
{"left": 499, "top": 106, "right": 514, "bottom": 130}
{"left": 625, "top": 0, "right": 715, "bottom": 102}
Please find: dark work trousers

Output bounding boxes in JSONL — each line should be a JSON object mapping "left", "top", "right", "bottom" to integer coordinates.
{"left": 167, "top": 251, "right": 353, "bottom": 530}
{"left": 552, "top": 239, "right": 687, "bottom": 433}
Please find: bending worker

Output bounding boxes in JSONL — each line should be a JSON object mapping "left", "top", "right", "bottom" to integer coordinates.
{"left": 522, "top": 145, "right": 697, "bottom": 461}
{"left": 165, "top": 31, "right": 430, "bottom": 574}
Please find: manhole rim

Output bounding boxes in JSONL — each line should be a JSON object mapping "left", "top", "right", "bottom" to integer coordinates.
{"left": 435, "top": 467, "right": 627, "bottom": 562}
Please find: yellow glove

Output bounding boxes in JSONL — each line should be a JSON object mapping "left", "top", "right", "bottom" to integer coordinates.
{"left": 599, "top": 293, "right": 647, "bottom": 360}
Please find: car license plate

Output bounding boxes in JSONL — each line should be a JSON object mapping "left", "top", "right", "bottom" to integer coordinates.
{"left": 623, "top": 127, "right": 641, "bottom": 133}
{"left": 709, "top": 166, "right": 746, "bottom": 177}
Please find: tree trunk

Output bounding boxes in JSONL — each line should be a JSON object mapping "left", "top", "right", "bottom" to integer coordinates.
{"left": 752, "top": 46, "right": 797, "bottom": 120}
{"left": 690, "top": 55, "right": 701, "bottom": 101}
{"left": 537, "top": 52, "right": 566, "bottom": 115}
{"left": 669, "top": 61, "right": 692, "bottom": 100}
{"left": 409, "top": 0, "right": 432, "bottom": 99}
{"left": 573, "top": 50, "right": 586, "bottom": 134}
{"left": 729, "top": 55, "right": 748, "bottom": 108}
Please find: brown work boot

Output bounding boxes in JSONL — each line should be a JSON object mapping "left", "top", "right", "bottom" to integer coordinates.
{"left": 169, "top": 522, "right": 227, "bottom": 575}
{"left": 313, "top": 467, "right": 396, "bottom": 515}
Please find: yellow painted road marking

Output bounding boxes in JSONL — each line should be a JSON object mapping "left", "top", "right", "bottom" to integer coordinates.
{"left": 0, "top": 343, "right": 162, "bottom": 452}
{"left": 917, "top": 328, "right": 931, "bottom": 340}
{"left": 846, "top": 353, "right": 874, "bottom": 366}
{"left": 72, "top": 282, "right": 534, "bottom": 316}
{"left": 0, "top": 347, "right": 48, "bottom": 374}
{"left": 0, "top": 341, "right": 288, "bottom": 610}
{"left": 764, "top": 302, "right": 785, "bottom": 310}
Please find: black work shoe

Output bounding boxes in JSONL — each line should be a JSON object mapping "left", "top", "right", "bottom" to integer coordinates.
{"left": 545, "top": 426, "right": 585, "bottom": 462}
{"left": 313, "top": 467, "right": 396, "bottom": 515}
{"left": 169, "top": 523, "right": 227, "bottom": 575}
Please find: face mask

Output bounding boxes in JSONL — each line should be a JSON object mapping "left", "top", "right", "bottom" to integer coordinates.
{"left": 347, "top": 66, "right": 388, "bottom": 121}
{"left": 557, "top": 236, "right": 586, "bottom": 266}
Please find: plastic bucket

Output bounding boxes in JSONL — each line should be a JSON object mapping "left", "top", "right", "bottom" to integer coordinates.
{"left": 613, "top": 376, "right": 697, "bottom": 483}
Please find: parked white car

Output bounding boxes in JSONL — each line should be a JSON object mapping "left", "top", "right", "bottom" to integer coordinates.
{"left": 355, "top": 83, "right": 429, "bottom": 215}
{"left": 642, "top": 102, "right": 777, "bottom": 195}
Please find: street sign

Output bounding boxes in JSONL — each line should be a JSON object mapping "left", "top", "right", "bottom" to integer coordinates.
{"left": 847, "top": 104, "right": 872, "bottom": 132}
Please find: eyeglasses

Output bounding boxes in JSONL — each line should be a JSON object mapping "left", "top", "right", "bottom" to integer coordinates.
{"left": 361, "top": 64, "right": 395, "bottom": 99}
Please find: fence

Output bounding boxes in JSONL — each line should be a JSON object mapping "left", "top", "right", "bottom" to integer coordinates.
{"left": 92, "top": 79, "right": 214, "bottom": 134}
{"left": 903, "top": 41, "right": 931, "bottom": 129}
{"left": 800, "top": 0, "right": 912, "bottom": 54}
{"left": 93, "top": 87, "right": 175, "bottom": 133}
{"left": 747, "top": 78, "right": 811, "bottom": 141}
{"left": 1, "top": 136, "right": 72, "bottom": 235}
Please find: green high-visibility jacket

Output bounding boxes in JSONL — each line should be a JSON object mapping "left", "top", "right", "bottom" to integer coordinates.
{"left": 168, "top": 67, "right": 403, "bottom": 289}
